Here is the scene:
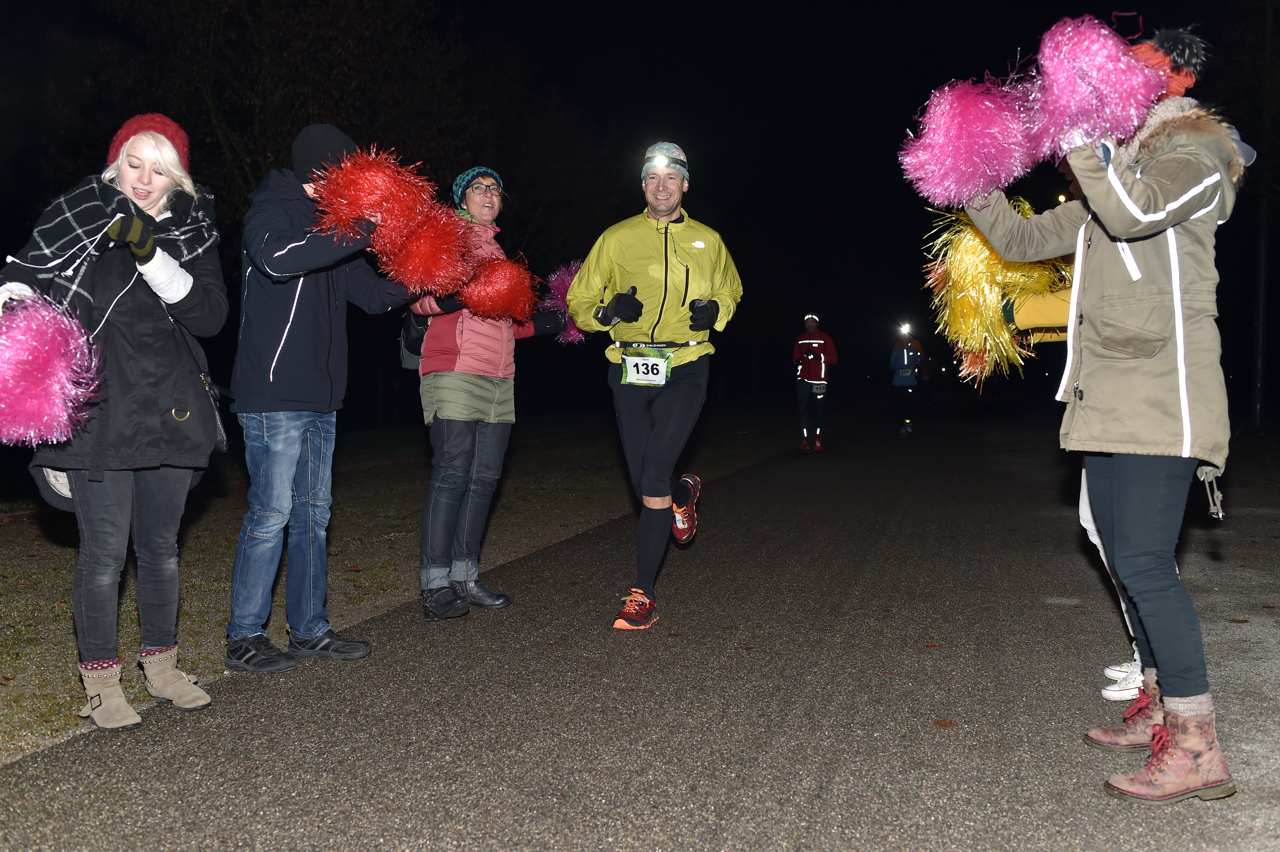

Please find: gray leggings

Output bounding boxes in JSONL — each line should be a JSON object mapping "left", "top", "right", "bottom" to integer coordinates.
{"left": 68, "top": 467, "right": 193, "bottom": 662}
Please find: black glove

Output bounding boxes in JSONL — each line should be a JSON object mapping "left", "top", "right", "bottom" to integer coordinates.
{"left": 106, "top": 215, "right": 156, "bottom": 264}
{"left": 688, "top": 299, "right": 719, "bottom": 331}
{"left": 530, "top": 311, "right": 568, "bottom": 337}
{"left": 600, "top": 287, "right": 643, "bottom": 324}
{"left": 435, "top": 293, "right": 466, "bottom": 314}
{"left": 803, "top": 350, "right": 817, "bottom": 360}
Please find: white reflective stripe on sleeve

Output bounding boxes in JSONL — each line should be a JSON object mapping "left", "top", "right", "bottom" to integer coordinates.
{"left": 269, "top": 278, "right": 305, "bottom": 382}
{"left": 1055, "top": 220, "right": 1090, "bottom": 401}
{"left": 1117, "top": 242, "right": 1142, "bottom": 281}
{"left": 1168, "top": 231, "right": 1191, "bottom": 457}
{"left": 1105, "top": 164, "right": 1222, "bottom": 224}
{"left": 1189, "top": 192, "right": 1220, "bottom": 220}
{"left": 820, "top": 354, "right": 825, "bottom": 380}
{"left": 262, "top": 233, "right": 317, "bottom": 277}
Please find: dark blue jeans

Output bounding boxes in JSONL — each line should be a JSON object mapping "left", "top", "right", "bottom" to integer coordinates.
{"left": 1084, "top": 452, "right": 1206, "bottom": 697}
{"left": 419, "top": 418, "right": 512, "bottom": 590}
{"left": 68, "top": 467, "right": 194, "bottom": 662}
{"left": 227, "top": 411, "right": 335, "bottom": 641}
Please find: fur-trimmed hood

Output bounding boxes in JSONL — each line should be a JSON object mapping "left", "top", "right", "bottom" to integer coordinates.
{"left": 1118, "top": 97, "right": 1246, "bottom": 184}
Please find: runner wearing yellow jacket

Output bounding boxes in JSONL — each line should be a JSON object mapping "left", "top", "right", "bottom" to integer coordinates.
{"left": 568, "top": 141, "right": 742, "bottom": 629}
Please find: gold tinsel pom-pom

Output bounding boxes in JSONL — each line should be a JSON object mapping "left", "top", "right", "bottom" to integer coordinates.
{"left": 924, "top": 198, "right": 1072, "bottom": 387}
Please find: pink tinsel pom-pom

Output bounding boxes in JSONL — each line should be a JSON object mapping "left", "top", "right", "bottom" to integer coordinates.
{"left": 378, "top": 202, "right": 474, "bottom": 296}
{"left": 0, "top": 296, "right": 99, "bottom": 447}
{"left": 1028, "top": 15, "right": 1167, "bottom": 161}
{"left": 900, "top": 78, "right": 1035, "bottom": 208}
{"left": 542, "top": 259, "right": 585, "bottom": 344}
{"left": 460, "top": 257, "right": 539, "bottom": 322}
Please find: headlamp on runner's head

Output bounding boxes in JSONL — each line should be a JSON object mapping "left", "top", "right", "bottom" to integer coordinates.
{"left": 641, "top": 142, "right": 689, "bottom": 180}
{"left": 644, "top": 153, "right": 688, "bottom": 174}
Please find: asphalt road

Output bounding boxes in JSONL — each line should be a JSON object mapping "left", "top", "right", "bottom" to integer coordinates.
{"left": 2, "top": 398, "right": 1278, "bottom": 851}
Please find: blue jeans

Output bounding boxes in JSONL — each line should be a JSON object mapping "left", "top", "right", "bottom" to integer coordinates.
{"left": 419, "top": 418, "right": 512, "bottom": 590}
{"left": 69, "top": 467, "right": 194, "bottom": 662}
{"left": 1085, "top": 452, "right": 1206, "bottom": 697}
{"left": 227, "top": 411, "right": 335, "bottom": 641}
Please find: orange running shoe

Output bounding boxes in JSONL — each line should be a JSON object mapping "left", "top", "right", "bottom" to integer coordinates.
{"left": 671, "top": 473, "right": 701, "bottom": 543}
{"left": 613, "top": 589, "right": 659, "bottom": 630}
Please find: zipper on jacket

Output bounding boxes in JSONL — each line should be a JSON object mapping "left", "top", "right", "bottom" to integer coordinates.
{"left": 651, "top": 223, "right": 671, "bottom": 343}
{"left": 681, "top": 266, "right": 690, "bottom": 307}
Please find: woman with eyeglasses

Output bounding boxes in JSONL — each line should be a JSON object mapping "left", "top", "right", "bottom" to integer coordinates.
{"left": 409, "top": 168, "right": 564, "bottom": 621}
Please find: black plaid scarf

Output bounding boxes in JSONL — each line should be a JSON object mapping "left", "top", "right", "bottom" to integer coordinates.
{"left": 8, "top": 176, "right": 219, "bottom": 297}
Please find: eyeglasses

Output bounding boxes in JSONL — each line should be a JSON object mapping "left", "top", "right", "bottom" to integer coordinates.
{"left": 468, "top": 183, "right": 503, "bottom": 197}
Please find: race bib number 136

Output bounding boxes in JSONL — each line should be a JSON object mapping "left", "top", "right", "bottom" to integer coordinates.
{"left": 621, "top": 347, "right": 673, "bottom": 386}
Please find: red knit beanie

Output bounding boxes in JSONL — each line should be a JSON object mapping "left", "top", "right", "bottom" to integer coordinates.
{"left": 107, "top": 114, "right": 190, "bottom": 171}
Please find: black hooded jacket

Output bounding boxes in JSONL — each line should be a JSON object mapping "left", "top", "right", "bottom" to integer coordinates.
{"left": 231, "top": 169, "right": 410, "bottom": 414}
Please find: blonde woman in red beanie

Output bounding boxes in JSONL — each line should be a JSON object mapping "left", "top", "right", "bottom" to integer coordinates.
{"left": 0, "top": 113, "right": 227, "bottom": 730}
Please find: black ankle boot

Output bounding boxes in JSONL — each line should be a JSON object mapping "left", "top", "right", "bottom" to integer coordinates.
{"left": 422, "top": 586, "right": 469, "bottom": 621}
{"left": 450, "top": 580, "right": 512, "bottom": 610}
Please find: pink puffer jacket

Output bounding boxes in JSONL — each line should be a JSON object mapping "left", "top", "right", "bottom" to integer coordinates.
{"left": 410, "top": 219, "right": 534, "bottom": 379}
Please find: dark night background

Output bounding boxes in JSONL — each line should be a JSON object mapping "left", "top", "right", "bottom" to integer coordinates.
{"left": 0, "top": 1, "right": 1276, "bottom": 479}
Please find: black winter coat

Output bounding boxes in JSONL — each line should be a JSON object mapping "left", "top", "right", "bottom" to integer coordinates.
{"left": 3, "top": 182, "right": 227, "bottom": 478}
{"left": 231, "top": 169, "right": 410, "bottom": 414}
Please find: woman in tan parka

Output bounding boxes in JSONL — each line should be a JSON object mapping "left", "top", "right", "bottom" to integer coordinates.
{"left": 965, "top": 30, "right": 1248, "bottom": 805}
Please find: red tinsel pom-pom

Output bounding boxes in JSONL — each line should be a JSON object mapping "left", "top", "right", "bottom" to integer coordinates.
{"left": 460, "top": 257, "right": 538, "bottom": 322}
{"left": 381, "top": 203, "right": 475, "bottom": 296}
{"left": 312, "top": 148, "right": 435, "bottom": 242}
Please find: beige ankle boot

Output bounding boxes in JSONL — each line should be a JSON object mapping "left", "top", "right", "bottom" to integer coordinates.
{"left": 78, "top": 662, "right": 142, "bottom": 731}
{"left": 140, "top": 648, "right": 211, "bottom": 711}
{"left": 1084, "top": 680, "right": 1162, "bottom": 750}
{"left": 1104, "top": 704, "right": 1235, "bottom": 804}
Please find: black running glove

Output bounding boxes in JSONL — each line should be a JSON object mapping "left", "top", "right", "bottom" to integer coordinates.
{"left": 597, "top": 287, "right": 643, "bottom": 325}
{"left": 434, "top": 293, "right": 466, "bottom": 314}
{"left": 530, "top": 311, "right": 567, "bottom": 336}
{"left": 107, "top": 215, "right": 157, "bottom": 264}
{"left": 688, "top": 299, "right": 719, "bottom": 331}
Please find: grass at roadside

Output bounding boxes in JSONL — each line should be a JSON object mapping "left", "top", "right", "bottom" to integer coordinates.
{"left": 0, "top": 403, "right": 791, "bottom": 764}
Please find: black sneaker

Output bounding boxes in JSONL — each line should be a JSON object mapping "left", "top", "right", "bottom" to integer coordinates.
{"left": 226, "top": 634, "right": 299, "bottom": 673}
{"left": 288, "top": 629, "right": 372, "bottom": 660}
{"left": 423, "top": 586, "right": 470, "bottom": 621}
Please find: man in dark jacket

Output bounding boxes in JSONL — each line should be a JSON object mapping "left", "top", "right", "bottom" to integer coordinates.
{"left": 225, "top": 124, "right": 410, "bottom": 672}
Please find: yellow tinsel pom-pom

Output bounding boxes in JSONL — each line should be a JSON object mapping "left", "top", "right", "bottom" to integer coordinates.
{"left": 924, "top": 198, "right": 1072, "bottom": 386}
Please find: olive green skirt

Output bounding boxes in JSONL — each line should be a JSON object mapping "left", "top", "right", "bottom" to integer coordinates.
{"left": 420, "top": 371, "right": 515, "bottom": 425}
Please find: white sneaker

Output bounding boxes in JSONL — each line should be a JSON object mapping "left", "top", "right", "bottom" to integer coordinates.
{"left": 1103, "top": 660, "right": 1139, "bottom": 681}
{"left": 1101, "top": 666, "right": 1143, "bottom": 701}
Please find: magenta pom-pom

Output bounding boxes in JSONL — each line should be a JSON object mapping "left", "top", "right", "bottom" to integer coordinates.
{"left": 542, "top": 259, "right": 585, "bottom": 343}
{"left": 0, "top": 296, "right": 99, "bottom": 447}
{"left": 460, "top": 258, "right": 538, "bottom": 322}
{"left": 1028, "top": 15, "right": 1167, "bottom": 160}
{"left": 901, "top": 78, "right": 1035, "bottom": 208}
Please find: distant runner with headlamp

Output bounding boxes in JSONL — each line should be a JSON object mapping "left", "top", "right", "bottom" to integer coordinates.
{"left": 568, "top": 141, "right": 743, "bottom": 629}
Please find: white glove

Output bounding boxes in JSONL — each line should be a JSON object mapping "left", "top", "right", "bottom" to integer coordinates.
{"left": 0, "top": 282, "right": 35, "bottom": 312}
{"left": 137, "top": 248, "right": 193, "bottom": 304}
